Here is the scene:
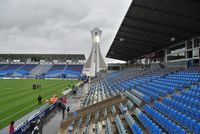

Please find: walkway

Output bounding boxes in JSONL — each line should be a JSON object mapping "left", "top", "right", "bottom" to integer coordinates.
{"left": 42, "top": 83, "right": 89, "bottom": 134}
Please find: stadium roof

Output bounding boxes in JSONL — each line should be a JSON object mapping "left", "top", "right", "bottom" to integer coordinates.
{"left": 0, "top": 54, "right": 85, "bottom": 61}
{"left": 106, "top": 0, "right": 200, "bottom": 61}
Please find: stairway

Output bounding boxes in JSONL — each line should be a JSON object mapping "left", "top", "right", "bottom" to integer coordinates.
{"left": 11, "top": 64, "right": 25, "bottom": 76}
{"left": 0, "top": 64, "right": 9, "bottom": 71}
{"left": 29, "top": 64, "right": 53, "bottom": 76}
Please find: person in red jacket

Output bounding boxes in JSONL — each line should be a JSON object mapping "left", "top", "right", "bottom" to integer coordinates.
{"left": 62, "top": 95, "right": 67, "bottom": 104}
{"left": 9, "top": 121, "right": 15, "bottom": 134}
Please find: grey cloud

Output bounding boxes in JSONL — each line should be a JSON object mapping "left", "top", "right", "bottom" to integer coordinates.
{"left": 0, "top": 0, "right": 90, "bottom": 29}
{"left": 0, "top": 0, "right": 131, "bottom": 63}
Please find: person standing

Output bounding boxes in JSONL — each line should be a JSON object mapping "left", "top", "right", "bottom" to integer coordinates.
{"left": 45, "top": 99, "right": 49, "bottom": 105}
{"left": 61, "top": 103, "right": 66, "bottom": 119}
{"left": 67, "top": 106, "right": 70, "bottom": 114}
{"left": 57, "top": 98, "right": 62, "bottom": 111}
{"left": 37, "top": 95, "right": 42, "bottom": 105}
{"left": 62, "top": 96, "right": 67, "bottom": 104}
{"left": 9, "top": 121, "right": 15, "bottom": 134}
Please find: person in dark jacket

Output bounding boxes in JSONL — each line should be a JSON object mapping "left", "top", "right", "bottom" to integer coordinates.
{"left": 57, "top": 98, "right": 62, "bottom": 111}
{"left": 67, "top": 106, "right": 70, "bottom": 114}
{"left": 61, "top": 103, "right": 66, "bottom": 119}
{"left": 37, "top": 95, "right": 42, "bottom": 105}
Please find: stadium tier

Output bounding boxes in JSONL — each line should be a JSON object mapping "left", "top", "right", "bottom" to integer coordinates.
{"left": 59, "top": 66, "right": 200, "bottom": 134}
{"left": 0, "top": 64, "right": 83, "bottom": 79}
{"left": 0, "top": 64, "right": 23, "bottom": 76}
{"left": 12, "top": 64, "right": 37, "bottom": 77}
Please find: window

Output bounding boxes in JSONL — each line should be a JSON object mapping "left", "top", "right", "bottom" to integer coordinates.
{"left": 187, "top": 50, "right": 193, "bottom": 58}
{"left": 167, "top": 53, "right": 186, "bottom": 61}
{"left": 167, "top": 43, "right": 186, "bottom": 54}
{"left": 194, "top": 38, "right": 200, "bottom": 48}
{"left": 179, "top": 52, "right": 185, "bottom": 56}
{"left": 187, "top": 40, "right": 193, "bottom": 49}
{"left": 193, "top": 49, "right": 199, "bottom": 57}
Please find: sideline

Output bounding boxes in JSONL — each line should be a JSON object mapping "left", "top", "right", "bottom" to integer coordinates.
{"left": 0, "top": 103, "right": 38, "bottom": 123}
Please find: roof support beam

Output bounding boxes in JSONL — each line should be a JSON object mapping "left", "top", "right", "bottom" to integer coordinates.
{"left": 119, "top": 29, "right": 168, "bottom": 41}
{"left": 116, "top": 35, "right": 162, "bottom": 49}
{"left": 109, "top": 49, "right": 133, "bottom": 57}
{"left": 113, "top": 41, "right": 151, "bottom": 51}
{"left": 121, "top": 24, "right": 186, "bottom": 40}
{"left": 117, "top": 32, "right": 165, "bottom": 47}
{"left": 126, "top": 16, "right": 199, "bottom": 34}
{"left": 114, "top": 40, "right": 151, "bottom": 51}
{"left": 110, "top": 44, "right": 137, "bottom": 54}
{"left": 132, "top": 3, "right": 200, "bottom": 23}
{"left": 109, "top": 41, "right": 153, "bottom": 58}
{"left": 106, "top": 52, "right": 131, "bottom": 60}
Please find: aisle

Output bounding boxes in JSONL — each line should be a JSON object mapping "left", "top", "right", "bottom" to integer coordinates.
{"left": 42, "top": 83, "right": 89, "bottom": 134}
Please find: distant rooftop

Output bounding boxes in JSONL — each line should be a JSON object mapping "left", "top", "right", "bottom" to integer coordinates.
{"left": 0, "top": 54, "right": 85, "bottom": 62}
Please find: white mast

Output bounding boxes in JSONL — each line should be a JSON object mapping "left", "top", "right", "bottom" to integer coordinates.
{"left": 83, "top": 27, "right": 107, "bottom": 77}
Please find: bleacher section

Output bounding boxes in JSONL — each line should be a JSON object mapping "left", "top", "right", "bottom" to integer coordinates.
{"left": 12, "top": 64, "right": 37, "bottom": 77}
{"left": 29, "top": 64, "right": 53, "bottom": 76}
{"left": 63, "top": 65, "right": 83, "bottom": 79}
{"left": 0, "top": 64, "right": 83, "bottom": 79}
{"left": 0, "top": 64, "right": 23, "bottom": 76}
{"left": 0, "top": 64, "right": 8, "bottom": 70}
{"left": 45, "top": 64, "right": 66, "bottom": 78}
{"left": 59, "top": 66, "right": 200, "bottom": 134}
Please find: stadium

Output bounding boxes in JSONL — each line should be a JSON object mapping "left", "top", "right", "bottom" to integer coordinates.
{"left": 0, "top": 0, "right": 200, "bottom": 134}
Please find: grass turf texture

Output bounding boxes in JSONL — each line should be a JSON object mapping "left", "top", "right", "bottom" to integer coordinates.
{"left": 0, "top": 79, "right": 78, "bottom": 130}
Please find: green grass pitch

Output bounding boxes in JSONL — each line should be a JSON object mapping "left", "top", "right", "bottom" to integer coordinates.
{"left": 0, "top": 79, "right": 79, "bottom": 130}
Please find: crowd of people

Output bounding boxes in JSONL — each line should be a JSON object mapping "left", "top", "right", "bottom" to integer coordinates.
{"left": 38, "top": 94, "right": 71, "bottom": 119}
{"left": 32, "top": 84, "right": 41, "bottom": 90}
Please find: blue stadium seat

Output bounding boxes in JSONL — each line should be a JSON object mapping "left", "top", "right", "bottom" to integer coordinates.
{"left": 144, "top": 104, "right": 186, "bottom": 134}
{"left": 134, "top": 108, "right": 163, "bottom": 134}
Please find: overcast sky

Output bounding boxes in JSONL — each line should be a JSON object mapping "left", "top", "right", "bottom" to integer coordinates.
{"left": 0, "top": 0, "right": 131, "bottom": 63}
